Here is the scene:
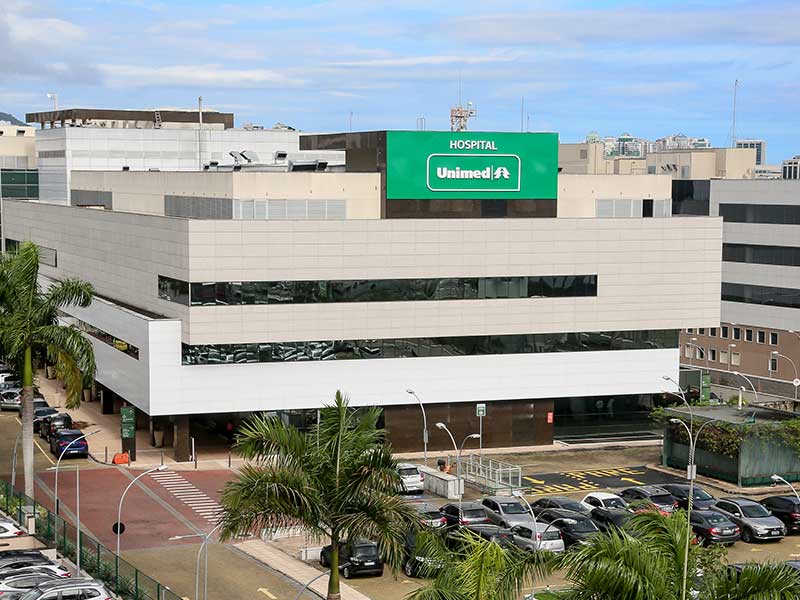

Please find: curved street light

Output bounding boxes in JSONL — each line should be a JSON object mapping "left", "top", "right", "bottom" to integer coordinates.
{"left": 54, "top": 430, "right": 100, "bottom": 515}
{"left": 733, "top": 371, "right": 759, "bottom": 404}
{"left": 116, "top": 465, "right": 168, "bottom": 556}
{"left": 405, "top": 389, "right": 429, "bottom": 465}
{"left": 170, "top": 521, "right": 225, "bottom": 600}
{"left": 771, "top": 351, "right": 799, "bottom": 401}
{"left": 771, "top": 474, "right": 800, "bottom": 502}
{"left": 435, "top": 423, "right": 480, "bottom": 512}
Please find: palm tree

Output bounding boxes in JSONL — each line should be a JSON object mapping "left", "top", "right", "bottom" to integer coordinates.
{"left": 406, "top": 527, "right": 556, "bottom": 600}
{"left": 0, "top": 242, "right": 96, "bottom": 498}
{"left": 560, "top": 510, "right": 800, "bottom": 600}
{"left": 219, "top": 391, "right": 418, "bottom": 600}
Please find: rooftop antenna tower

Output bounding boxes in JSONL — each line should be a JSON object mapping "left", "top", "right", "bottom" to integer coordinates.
{"left": 730, "top": 79, "right": 739, "bottom": 148}
{"left": 450, "top": 70, "right": 476, "bottom": 132}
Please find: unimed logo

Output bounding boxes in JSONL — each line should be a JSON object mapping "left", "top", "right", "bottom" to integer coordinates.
{"left": 426, "top": 154, "right": 521, "bottom": 192}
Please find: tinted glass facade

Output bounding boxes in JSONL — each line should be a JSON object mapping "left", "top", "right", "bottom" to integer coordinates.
{"left": 671, "top": 180, "right": 710, "bottom": 216}
{"left": 719, "top": 204, "right": 800, "bottom": 225}
{"left": 722, "top": 282, "right": 800, "bottom": 310}
{"left": 182, "top": 329, "right": 679, "bottom": 365}
{"left": 723, "top": 243, "right": 800, "bottom": 267}
{"left": 58, "top": 311, "right": 139, "bottom": 360}
{"left": 0, "top": 169, "right": 38, "bottom": 199}
{"left": 162, "top": 275, "right": 598, "bottom": 306}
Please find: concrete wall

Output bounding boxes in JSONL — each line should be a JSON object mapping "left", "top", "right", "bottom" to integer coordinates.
{"left": 557, "top": 174, "right": 672, "bottom": 218}
{"left": 647, "top": 148, "right": 756, "bottom": 180}
{"left": 0, "top": 125, "right": 36, "bottom": 168}
{"left": 559, "top": 143, "right": 609, "bottom": 175}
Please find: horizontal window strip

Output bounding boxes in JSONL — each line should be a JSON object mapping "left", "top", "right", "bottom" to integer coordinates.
{"left": 719, "top": 204, "right": 800, "bottom": 225}
{"left": 182, "top": 329, "right": 678, "bottom": 365}
{"left": 723, "top": 243, "right": 800, "bottom": 268}
{"left": 722, "top": 282, "right": 800, "bottom": 310}
{"left": 158, "top": 274, "right": 598, "bottom": 307}
{"left": 57, "top": 311, "right": 140, "bottom": 360}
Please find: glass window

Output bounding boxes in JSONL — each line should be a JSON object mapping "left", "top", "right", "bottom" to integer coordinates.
{"left": 720, "top": 350, "right": 729, "bottom": 364}
{"left": 722, "top": 283, "right": 800, "bottom": 310}
{"left": 733, "top": 327, "right": 741, "bottom": 341}
{"left": 190, "top": 282, "right": 216, "bottom": 306}
{"left": 686, "top": 328, "right": 694, "bottom": 334}
{"left": 757, "top": 330, "right": 766, "bottom": 344}
{"left": 721, "top": 326, "right": 729, "bottom": 339}
{"left": 708, "top": 348, "right": 717, "bottom": 362}
{"left": 709, "top": 328, "right": 717, "bottom": 337}
{"left": 745, "top": 329, "right": 753, "bottom": 342}
{"left": 215, "top": 282, "right": 242, "bottom": 305}
{"left": 684, "top": 345, "right": 692, "bottom": 358}
{"left": 770, "top": 358, "right": 778, "bottom": 372}
{"left": 157, "top": 275, "right": 189, "bottom": 306}
{"left": 731, "top": 352, "right": 741, "bottom": 366}
{"left": 698, "top": 328, "right": 705, "bottom": 335}
{"left": 770, "top": 332, "right": 779, "bottom": 345}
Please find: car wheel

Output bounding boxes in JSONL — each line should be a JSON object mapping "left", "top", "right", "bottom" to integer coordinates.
{"left": 741, "top": 528, "right": 754, "bottom": 543}
{"left": 343, "top": 566, "right": 351, "bottom": 579}
{"left": 403, "top": 560, "right": 415, "bottom": 578}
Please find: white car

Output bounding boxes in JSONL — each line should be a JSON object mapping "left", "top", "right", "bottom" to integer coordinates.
{"left": 397, "top": 463, "right": 424, "bottom": 494}
{"left": 510, "top": 522, "right": 566, "bottom": 554}
{"left": 0, "top": 564, "right": 71, "bottom": 579}
{"left": 0, "top": 519, "right": 25, "bottom": 538}
{"left": 581, "top": 492, "right": 629, "bottom": 512}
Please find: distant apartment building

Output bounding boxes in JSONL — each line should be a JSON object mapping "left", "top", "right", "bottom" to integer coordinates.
{"left": 736, "top": 139, "right": 767, "bottom": 165}
{"left": 647, "top": 147, "right": 757, "bottom": 180}
{"left": 653, "top": 133, "right": 712, "bottom": 152}
{"left": 0, "top": 123, "right": 36, "bottom": 169}
{"left": 25, "top": 108, "right": 342, "bottom": 205}
{"left": 783, "top": 156, "right": 800, "bottom": 180}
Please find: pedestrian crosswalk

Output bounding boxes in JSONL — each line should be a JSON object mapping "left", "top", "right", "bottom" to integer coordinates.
{"left": 149, "top": 470, "right": 225, "bottom": 523}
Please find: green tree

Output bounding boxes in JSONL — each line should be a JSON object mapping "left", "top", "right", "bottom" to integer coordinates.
{"left": 406, "top": 527, "right": 556, "bottom": 600}
{"left": 0, "top": 242, "right": 96, "bottom": 498}
{"left": 561, "top": 511, "right": 800, "bottom": 600}
{"left": 219, "top": 391, "right": 417, "bottom": 600}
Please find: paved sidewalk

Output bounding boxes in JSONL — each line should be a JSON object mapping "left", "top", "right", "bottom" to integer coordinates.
{"left": 236, "top": 539, "right": 371, "bottom": 600}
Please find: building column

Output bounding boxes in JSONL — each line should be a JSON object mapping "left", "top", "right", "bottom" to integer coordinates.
{"left": 100, "top": 386, "right": 115, "bottom": 415}
{"left": 173, "top": 415, "right": 191, "bottom": 462}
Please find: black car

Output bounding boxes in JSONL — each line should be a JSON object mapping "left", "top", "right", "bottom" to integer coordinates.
{"left": 590, "top": 507, "right": 632, "bottom": 533}
{"left": 690, "top": 510, "right": 740, "bottom": 545}
{"left": 530, "top": 496, "right": 591, "bottom": 517}
{"left": 620, "top": 486, "right": 678, "bottom": 514}
{"left": 440, "top": 502, "right": 489, "bottom": 527}
{"left": 537, "top": 509, "right": 600, "bottom": 547}
{"left": 760, "top": 496, "right": 800, "bottom": 533}
{"left": 42, "top": 413, "right": 73, "bottom": 442}
{"left": 320, "top": 540, "right": 383, "bottom": 579}
{"left": 33, "top": 408, "right": 58, "bottom": 433}
{"left": 660, "top": 484, "right": 716, "bottom": 510}
{"left": 402, "top": 530, "right": 444, "bottom": 578}
{"left": 408, "top": 502, "right": 447, "bottom": 528}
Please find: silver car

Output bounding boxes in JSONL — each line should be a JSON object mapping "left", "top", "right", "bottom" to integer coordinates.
{"left": 710, "top": 497, "right": 786, "bottom": 543}
{"left": 0, "top": 389, "right": 21, "bottom": 411}
{"left": 16, "top": 578, "right": 112, "bottom": 600}
{"left": 510, "top": 522, "right": 565, "bottom": 553}
{"left": 481, "top": 496, "right": 535, "bottom": 528}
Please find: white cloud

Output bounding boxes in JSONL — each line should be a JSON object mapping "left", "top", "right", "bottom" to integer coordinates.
{"left": 6, "top": 13, "right": 86, "bottom": 45}
{"left": 326, "top": 53, "right": 522, "bottom": 68}
{"left": 146, "top": 18, "right": 236, "bottom": 34}
{"left": 98, "top": 63, "right": 304, "bottom": 88}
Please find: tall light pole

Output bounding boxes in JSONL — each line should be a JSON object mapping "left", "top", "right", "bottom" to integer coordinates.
{"left": 771, "top": 474, "right": 800, "bottom": 502}
{"left": 771, "top": 351, "right": 799, "bottom": 401}
{"left": 669, "top": 416, "right": 720, "bottom": 600}
{"left": 47, "top": 465, "right": 82, "bottom": 573}
{"left": 733, "top": 371, "right": 759, "bottom": 404}
{"left": 11, "top": 417, "right": 43, "bottom": 490}
{"left": 116, "top": 465, "right": 168, "bottom": 557}
{"left": 54, "top": 430, "right": 100, "bottom": 515}
{"left": 405, "top": 389, "right": 428, "bottom": 465}
{"left": 170, "top": 521, "right": 224, "bottom": 600}
{"left": 435, "top": 423, "right": 479, "bottom": 513}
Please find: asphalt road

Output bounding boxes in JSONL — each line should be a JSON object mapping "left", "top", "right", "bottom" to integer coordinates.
{"left": 521, "top": 464, "right": 685, "bottom": 495}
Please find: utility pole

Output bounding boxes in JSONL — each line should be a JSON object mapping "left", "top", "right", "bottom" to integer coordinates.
{"left": 197, "top": 96, "right": 203, "bottom": 171}
{"left": 731, "top": 79, "right": 739, "bottom": 148}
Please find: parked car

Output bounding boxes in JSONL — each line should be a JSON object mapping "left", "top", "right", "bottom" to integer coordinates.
{"left": 397, "top": 463, "right": 424, "bottom": 494}
{"left": 0, "top": 389, "right": 21, "bottom": 411}
{"left": 482, "top": 496, "right": 535, "bottom": 528}
{"left": 450, "top": 524, "right": 516, "bottom": 549}
{"left": 509, "top": 522, "right": 565, "bottom": 553}
{"left": 536, "top": 509, "right": 600, "bottom": 547}
{"left": 11, "top": 578, "right": 112, "bottom": 600}
{"left": 408, "top": 502, "right": 447, "bottom": 528}
{"left": 530, "top": 496, "right": 591, "bottom": 517}
{"left": 33, "top": 408, "right": 58, "bottom": 433}
{"left": 590, "top": 507, "right": 633, "bottom": 533}
{"left": 710, "top": 498, "right": 786, "bottom": 543}
{"left": 50, "top": 429, "right": 89, "bottom": 458}
{"left": 402, "top": 530, "right": 444, "bottom": 577}
{"left": 620, "top": 486, "right": 678, "bottom": 514}
{"left": 31, "top": 398, "right": 49, "bottom": 411}
{"left": 760, "top": 496, "right": 800, "bottom": 533}
{"left": 581, "top": 492, "right": 628, "bottom": 512}
{"left": 0, "top": 565, "right": 70, "bottom": 580}
{"left": 689, "top": 510, "right": 740, "bottom": 545}
{"left": 440, "top": 502, "right": 489, "bottom": 527}
{"left": 0, "top": 519, "right": 25, "bottom": 538}
{"left": 42, "top": 414, "right": 73, "bottom": 442}
{"left": 0, "top": 552, "right": 54, "bottom": 572}
{"left": 660, "top": 483, "right": 716, "bottom": 510}
{"left": 0, "top": 571, "right": 61, "bottom": 595}
{"left": 320, "top": 540, "right": 383, "bottom": 579}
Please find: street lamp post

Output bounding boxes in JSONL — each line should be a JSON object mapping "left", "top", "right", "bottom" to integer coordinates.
{"left": 733, "top": 371, "right": 759, "bottom": 404}
{"left": 11, "top": 417, "right": 44, "bottom": 490}
{"left": 405, "top": 389, "right": 429, "bottom": 465}
{"left": 47, "top": 465, "right": 82, "bottom": 573}
{"left": 771, "top": 474, "right": 800, "bottom": 502}
{"left": 54, "top": 430, "right": 100, "bottom": 515}
{"left": 771, "top": 351, "right": 799, "bottom": 401}
{"left": 669, "top": 416, "right": 720, "bottom": 600}
{"left": 687, "top": 338, "right": 710, "bottom": 373}
{"left": 435, "top": 423, "right": 479, "bottom": 513}
{"left": 116, "top": 465, "right": 168, "bottom": 557}
{"left": 169, "top": 522, "right": 224, "bottom": 600}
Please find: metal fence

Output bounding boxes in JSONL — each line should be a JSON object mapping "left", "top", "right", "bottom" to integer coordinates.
{"left": 453, "top": 453, "right": 523, "bottom": 493}
{"left": 0, "top": 479, "right": 181, "bottom": 600}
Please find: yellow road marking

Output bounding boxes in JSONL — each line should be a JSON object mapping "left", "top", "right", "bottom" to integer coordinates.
{"left": 750, "top": 548, "right": 763, "bottom": 553}
{"left": 618, "top": 467, "right": 646, "bottom": 475}
{"left": 14, "top": 417, "right": 55, "bottom": 464}
{"left": 620, "top": 477, "right": 645, "bottom": 485}
{"left": 524, "top": 476, "right": 546, "bottom": 485}
{"left": 257, "top": 588, "right": 277, "bottom": 599}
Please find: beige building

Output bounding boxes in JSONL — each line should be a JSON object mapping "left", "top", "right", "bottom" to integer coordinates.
{"left": 646, "top": 148, "right": 757, "bottom": 179}
{"left": 557, "top": 174, "right": 672, "bottom": 218}
{"left": 0, "top": 124, "right": 36, "bottom": 168}
{"left": 559, "top": 143, "right": 647, "bottom": 175}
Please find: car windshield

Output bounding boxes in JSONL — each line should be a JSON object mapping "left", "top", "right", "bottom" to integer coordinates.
{"left": 569, "top": 518, "right": 599, "bottom": 533}
{"left": 705, "top": 514, "right": 728, "bottom": 525}
{"left": 399, "top": 468, "right": 419, "bottom": 477}
{"left": 560, "top": 501, "right": 587, "bottom": 513}
{"left": 353, "top": 545, "right": 379, "bottom": 558}
{"left": 463, "top": 509, "right": 485, "bottom": 519}
{"left": 650, "top": 494, "right": 674, "bottom": 505}
{"left": 741, "top": 504, "right": 770, "bottom": 518}
{"left": 498, "top": 502, "right": 527, "bottom": 514}
{"left": 693, "top": 489, "right": 713, "bottom": 500}
{"left": 605, "top": 498, "right": 627, "bottom": 509}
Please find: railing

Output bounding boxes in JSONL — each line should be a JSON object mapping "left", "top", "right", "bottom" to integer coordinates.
{"left": 452, "top": 453, "right": 523, "bottom": 493}
{"left": 0, "top": 479, "right": 182, "bottom": 600}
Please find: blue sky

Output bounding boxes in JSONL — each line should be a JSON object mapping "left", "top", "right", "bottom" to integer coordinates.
{"left": 2, "top": 0, "right": 798, "bottom": 161}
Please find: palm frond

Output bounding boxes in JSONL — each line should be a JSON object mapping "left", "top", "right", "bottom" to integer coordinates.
{"left": 233, "top": 411, "right": 309, "bottom": 464}
{"left": 703, "top": 562, "right": 800, "bottom": 600}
